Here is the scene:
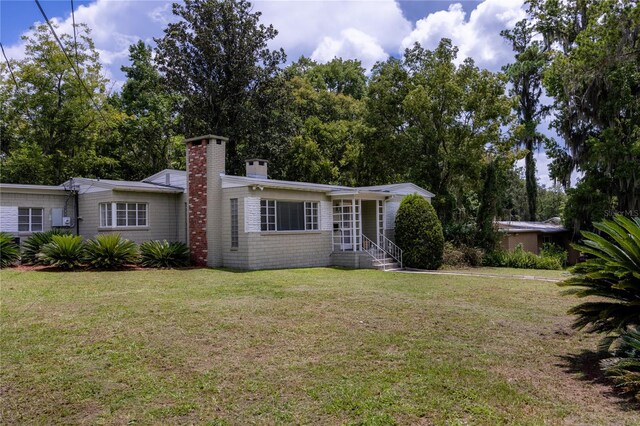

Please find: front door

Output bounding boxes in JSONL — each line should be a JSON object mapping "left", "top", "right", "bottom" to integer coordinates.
{"left": 332, "top": 199, "right": 361, "bottom": 251}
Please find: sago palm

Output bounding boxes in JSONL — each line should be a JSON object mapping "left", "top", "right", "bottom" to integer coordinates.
{"left": 559, "top": 215, "right": 640, "bottom": 349}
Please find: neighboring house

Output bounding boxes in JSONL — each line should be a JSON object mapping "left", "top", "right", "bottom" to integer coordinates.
{"left": 0, "top": 134, "right": 434, "bottom": 270}
{"left": 496, "top": 219, "right": 578, "bottom": 264}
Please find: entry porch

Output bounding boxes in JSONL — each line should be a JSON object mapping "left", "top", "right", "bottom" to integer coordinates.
{"left": 330, "top": 196, "right": 402, "bottom": 270}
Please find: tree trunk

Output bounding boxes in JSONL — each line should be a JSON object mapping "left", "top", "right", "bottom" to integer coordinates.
{"left": 525, "top": 141, "right": 537, "bottom": 221}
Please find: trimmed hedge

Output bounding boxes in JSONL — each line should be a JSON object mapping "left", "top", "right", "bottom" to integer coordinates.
{"left": 395, "top": 194, "right": 444, "bottom": 270}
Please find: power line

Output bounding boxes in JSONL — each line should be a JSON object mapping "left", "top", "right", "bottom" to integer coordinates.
{"left": 0, "top": 41, "right": 36, "bottom": 124}
{"left": 34, "top": 0, "right": 111, "bottom": 128}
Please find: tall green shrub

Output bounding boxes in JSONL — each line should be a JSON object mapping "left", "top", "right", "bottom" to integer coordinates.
{"left": 395, "top": 194, "right": 444, "bottom": 269}
{"left": 38, "top": 235, "right": 84, "bottom": 269}
{"left": 0, "top": 233, "right": 20, "bottom": 268}
{"left": 84, "top": 234, "right": 138, "bottom": 270}
{"left": 21, "top": 229, "right": 69, "bottom": 264}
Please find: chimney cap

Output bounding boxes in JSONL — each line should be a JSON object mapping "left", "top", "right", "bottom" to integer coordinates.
{"left": 183, "top": 134, "right": 229, "bottom": 144}
{"left": 245, "top": 158, "right": 269, "bottom": 164}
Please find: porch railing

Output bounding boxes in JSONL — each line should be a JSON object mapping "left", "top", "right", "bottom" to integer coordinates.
{"left": 379, "top": 233, "right": 403, "bottom": 269}
{"left": 362, "top": 234, "right": 392, "bottom": 271}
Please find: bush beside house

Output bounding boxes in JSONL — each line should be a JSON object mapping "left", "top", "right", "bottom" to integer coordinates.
{"left": 0, "top": 232, "right": 20, "bottom": 268}
{"left": 395, "top": 194, "right": 444, "bottom": 270}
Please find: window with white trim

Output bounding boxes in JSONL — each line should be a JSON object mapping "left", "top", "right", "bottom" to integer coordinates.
{"left": 230, "top": 198, "right": 239, "bottom": 248}
{"left": 99, "top": 203, "right": 147, "bottom": 228}
{"left": 260, "top": 200, "right": 319, "bottom": 231}
{"left": 18, "top": 207, "right": 43, "bottom": 232}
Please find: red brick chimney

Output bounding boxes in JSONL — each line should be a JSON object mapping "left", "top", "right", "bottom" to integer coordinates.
{"left": 185, "top": 135, "right": 227, "bottom": 267}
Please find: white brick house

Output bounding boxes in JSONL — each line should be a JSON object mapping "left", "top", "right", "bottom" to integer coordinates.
{"left": 0, "top": 134, "right": 433, "bottom": 270}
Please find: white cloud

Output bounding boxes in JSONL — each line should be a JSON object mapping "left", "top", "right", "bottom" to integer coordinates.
{"left": 401, "top": 0, "right": 527, "bottom": 70}
{"left": 311, "top": 29, "right": 388, "bottom": 70}
{"left": 4, "top": 0, "right": 173, "bottom": 85}
{"left": 255, "top": 0, "right": 410, "bottom": 68}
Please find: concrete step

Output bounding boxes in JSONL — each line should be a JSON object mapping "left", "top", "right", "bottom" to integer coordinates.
{"left": 374, "top": 261, "right": 400, "bottom": 270}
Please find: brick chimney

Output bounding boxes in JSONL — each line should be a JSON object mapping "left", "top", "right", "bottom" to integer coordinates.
{"left": 245, "top": 159, "right": 268, "bottom": 179}
{"left": 185, "top": 135, "right": 228, "bottom": 267}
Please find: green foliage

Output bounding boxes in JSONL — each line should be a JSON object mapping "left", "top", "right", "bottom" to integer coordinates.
{"left": 83, "top": 234, "right": 138, "bottom": 270}
{"left": 501, "top": 19, "right": 550, "bottom": 221}
{"left": 139, "top": 240, "right": 190, "bottom": 268}
{"left": 0, "top": 232, "right": 20, "bottom": 268}
{"left": 21, "top": 229, "right": 70, "bottom": 265}
{"left": 605, "top": 327, "right": 640, "bottom": 401}
{"left": 0, "top": 23, "right": 121, "bottom": 184}
{"left": 558, "top": 215, "right": 640, "bottom": 347}
{"left": 37, "top": 235, "right": 85, "bottom": 269}
{"left": 280, "top": 58, "right": 371, "bottom": 185}
{"left": 484, "top": 245, "right": 562, "bottom": 270}
{"left": 531, "top": 0, "right": 640, "bottom": 227}
{"left": 155, "top": 0, "right": 289, "bottom": 175}
{"left": 395, "top": 194, "right": 444, "bottom": 269}
{"left": 442, "top": 242, "right": 484, "bottom": 268}
{"left": 109, "top": 41, "right": 184, "bottom": 180}
{"left": 540, "top": 242, "right": 568, "bottom": 266}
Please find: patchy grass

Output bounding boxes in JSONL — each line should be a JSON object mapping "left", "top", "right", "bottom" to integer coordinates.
{"left": 446, "top": 267, "right": 570, "bottom": 279}
{"left": 0, "top": 268, "right": 636, "bottom": 424}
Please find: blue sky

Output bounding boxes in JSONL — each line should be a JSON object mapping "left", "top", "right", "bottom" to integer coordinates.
{"left": 1, "top": 0, "right": 558, "bottom": 185}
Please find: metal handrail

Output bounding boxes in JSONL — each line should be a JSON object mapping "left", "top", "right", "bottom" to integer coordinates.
{"left": 379, "top": 233, "right": 402, "bottom": 269}
{"left": 362, "top": 234, "right": 391, "bottom": 271}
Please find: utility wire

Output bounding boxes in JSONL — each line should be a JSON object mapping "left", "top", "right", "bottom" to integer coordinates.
{"left": 34, "top": 0, "right": 111, "bottom": 128}
{"left": 0, "top": 41, "right": 36, "bottom": 124}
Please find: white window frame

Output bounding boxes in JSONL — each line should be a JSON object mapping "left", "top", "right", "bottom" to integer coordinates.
{"left": 18, "top": 207, "right": 44, "bottom": 232}
{"left": 260, "top": 200, "right": 319, "bottom": 232}
{"left": 99, "top": 202, "right": 148, "bottom": 228}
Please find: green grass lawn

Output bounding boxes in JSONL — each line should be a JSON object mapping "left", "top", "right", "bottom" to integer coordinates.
{"left": 1, "top": 268, "right": 636, "bottom": 425}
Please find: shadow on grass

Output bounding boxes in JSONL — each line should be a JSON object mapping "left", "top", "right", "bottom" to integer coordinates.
{"left": 557, "top": 350, "right": 639, "bottom": 411}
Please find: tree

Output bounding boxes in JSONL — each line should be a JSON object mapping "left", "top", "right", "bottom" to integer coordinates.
{"left": 501, "top": 20, "right": 550, "bottom": 221}
{"left": 0, "top": 23, "right": 121, "bottom": 184}
{"left": 110, "top": 41, "right": 184, "bottom": 180}
{"left": 279, "top": 57, "right": 371, "bottom": 185}
{"left": 401, "top": 40, "right": 512, "bottom": 224}
{"left": 154, "top": 0, "right": 289, "bottom": 175}
{"left": 529, "top": 0, "right": 640, "bottom": 229}
{"left": 395, "top": 194, "right": 444, "bottom": 269}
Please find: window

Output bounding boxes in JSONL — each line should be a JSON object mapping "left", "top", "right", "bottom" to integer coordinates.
{"left": 18, "top": 208, "right": 43, "bottom": 232}
{"left": 305, "top": 202, "right": 318, "bottom": 230}
{"left": 99, "top": 203, "right": 147, "bottom": 228}
{"left": 230, "top": 198, "right": 238, "bottom": 248}
{"left": 260, "top": 200, "right": 318, "bottom": 231}
{"left": 261, "top": 200, "right": 276, "bottom": 231}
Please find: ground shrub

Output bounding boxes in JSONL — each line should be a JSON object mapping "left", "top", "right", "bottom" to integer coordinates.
{"left": 84, "top": 234, "right": 138, "bottom": 270}
{"left": 139, "top": 240, "right": 190, "bottom": 268}
{"left": 483, "top": 244, "right": 562, "bottom": 270}
{"left": 0, "top": 232, "right": 20, "bottom": 268}
{"left": 605, "top": 327, "right": 640, "bottom": 401}
{"left": 21, "top": 229, "right": 69, "bottom": 264}
{"left": 442, "top": 242, "right": 484, "bottom": 268}
{"left": 559, "top": 215, "right": 640, "bottom": 348}
{"left": 38, "top": 235, "right": 85, "bottom": 269}
{"left": 395, "top": 194, "right": 444, "bottom": 269}
{"left": 540, "top": 242, "right": 568, "bottom": 266}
